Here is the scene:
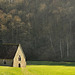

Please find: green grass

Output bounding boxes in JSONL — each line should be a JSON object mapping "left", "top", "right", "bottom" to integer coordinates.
{"left": 27, "top": 61, "right": 75, "bottom": 66}
{"left": 0, "top": 61, "right": 75, "bottom": 75}
{"left": 0, "top": 66, "right": 23, "bottom": 75}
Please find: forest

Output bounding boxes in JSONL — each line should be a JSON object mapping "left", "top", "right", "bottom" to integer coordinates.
{"left": 0, "top": 0, "right": 75, "bottom": 61}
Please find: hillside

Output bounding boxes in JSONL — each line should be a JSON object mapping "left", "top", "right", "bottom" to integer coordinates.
{"left": 0, "top": 0, "right": 75, "bottom": 61}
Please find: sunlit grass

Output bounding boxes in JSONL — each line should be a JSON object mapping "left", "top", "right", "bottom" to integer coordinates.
{"left": 0, "top": 66, "right": 23, "bottom": 75}
{"left": 0, "top": 61, "right": 75, "bottom": 75}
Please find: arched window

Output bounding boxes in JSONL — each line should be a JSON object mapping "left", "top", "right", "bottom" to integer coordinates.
{"left": 18, "top": 55, "right": 21, "bottom": 61}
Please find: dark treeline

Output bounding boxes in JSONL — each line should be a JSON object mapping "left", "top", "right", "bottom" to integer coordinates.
{"left": 0, "top": 0, "right": 75, "bottom": 61}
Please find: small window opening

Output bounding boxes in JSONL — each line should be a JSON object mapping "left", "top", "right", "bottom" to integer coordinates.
{"left": 18, "top": 55, "right": 21, "bottom": 61}
{"left": 4, "top": 61, "right": 6, "bottom": 64}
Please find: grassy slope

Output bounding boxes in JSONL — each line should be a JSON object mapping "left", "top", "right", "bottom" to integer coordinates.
{"left": 0, "top": 61, "right": 75, "bottom": 75}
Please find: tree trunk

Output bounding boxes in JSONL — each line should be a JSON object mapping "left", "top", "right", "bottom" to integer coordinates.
{"left": 66, "top": 39, "right": 69, "bottom": 57}
{"left": 60, "top": 39, "right": 62, "bottom": 59}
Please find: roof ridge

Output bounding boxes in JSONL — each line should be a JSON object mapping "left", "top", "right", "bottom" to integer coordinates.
{"left": 0, "top": 43, "right": 19, "bottom": 59}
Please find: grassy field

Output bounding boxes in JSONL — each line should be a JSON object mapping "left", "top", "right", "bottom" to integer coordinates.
{"left": 0, "top": 61, "right": 75, "bottom": 75}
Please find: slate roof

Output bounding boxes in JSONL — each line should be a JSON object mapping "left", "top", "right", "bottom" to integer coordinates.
{"left": 0, "top": 43, "right": 19, "bottom": 59}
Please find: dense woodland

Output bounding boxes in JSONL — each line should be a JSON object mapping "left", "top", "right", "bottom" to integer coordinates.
{"left": 0, "top": 0, "right": 75, "bottom": 61}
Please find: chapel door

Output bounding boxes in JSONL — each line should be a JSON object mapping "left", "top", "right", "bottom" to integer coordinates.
{"left": 19, "top": 63, "right": 21, "bottom": 67}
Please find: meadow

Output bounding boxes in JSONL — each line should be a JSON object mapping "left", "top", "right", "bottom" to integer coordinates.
{"left": 0, "top": 61, "right": 75, "bottom": 75}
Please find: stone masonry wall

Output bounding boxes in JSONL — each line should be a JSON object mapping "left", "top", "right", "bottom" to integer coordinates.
{"left": 13, "top": 44, "right": 26, "bottom": 67}
{"left": 0, "top": 59, "right": 13, "bottom": 66}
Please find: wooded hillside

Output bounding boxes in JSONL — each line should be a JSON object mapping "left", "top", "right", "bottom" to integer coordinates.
{"left": 0, "top": 0, "right": 75, "bottom": 61}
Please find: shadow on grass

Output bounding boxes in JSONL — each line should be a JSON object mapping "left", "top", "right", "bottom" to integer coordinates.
{"left": 27, "top": 61, "right": 75, "bottom": 66}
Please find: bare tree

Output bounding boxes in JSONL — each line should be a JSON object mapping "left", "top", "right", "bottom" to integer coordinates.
{"left": 66, "top": 38, "right": 69, "bottom": 57}
{"left": 60, "top": 39, "right": 63, "bottom": 59}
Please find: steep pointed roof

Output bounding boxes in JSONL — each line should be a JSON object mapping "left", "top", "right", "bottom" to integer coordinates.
{"left": 0, "top": 43, "right": 19, "bottom": 59}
